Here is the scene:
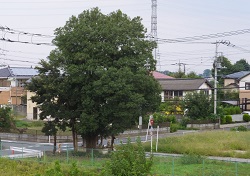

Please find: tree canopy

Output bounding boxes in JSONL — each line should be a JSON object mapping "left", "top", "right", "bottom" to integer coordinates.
{"left": 27, "top": 8, "right": 161, "bottom": 149}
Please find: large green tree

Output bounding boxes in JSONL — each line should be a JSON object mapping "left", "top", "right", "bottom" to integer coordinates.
{"left": 27, "top": 8, "right": 161, "bottom": 149}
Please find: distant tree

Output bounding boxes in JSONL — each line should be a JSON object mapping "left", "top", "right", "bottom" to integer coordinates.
{"left": 186, "top": 71, "right": 202, "bottom": 78}
{"left": 169, "top": 71, "right": 185, "bottom": 78}
{"left": 202, "top": 69, "right": 211, "bottom": 78}
{"left": 232, "top": 59, "right": 250, "bottom": 72}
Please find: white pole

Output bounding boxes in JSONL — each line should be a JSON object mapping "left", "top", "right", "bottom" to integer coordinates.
{"left": 49, "top": 135, "right": 51, "bottom": 143}
{"left": 156, "top": 126, "right": 159, "bottom": 152}
{"left": 145, "top": 121, "right": 150, "bottom": 141}
{"left": 150, "top": 131, "right": 153, "bottom": 153}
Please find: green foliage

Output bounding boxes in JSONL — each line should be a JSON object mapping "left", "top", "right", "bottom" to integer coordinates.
{"left": 166, "top": 115, "right": 177, "bottom": 123}
{"left": 223, "top": 106, "right": 241, "bottom": 115}
{"left": 225, "top": 115, "right": 232, "bottom": 124}
{"left": 231, "top": 126, "right": 248, "bottom": 132}
{"left": 170, "top": 123, "right": 180, "bottom": 133}
{"left": 27, "top": 8, "right": 161, "bottom": 149}
{"left": 153, "top": 112, "right": 166, "bottom": 124}
{"left": 184, "top": 92, "right": 213, "bottom": 120}
{"left": 180, "top": 117, "right": 190, "bottom": 127}
{"left": 45, "top": 161, "right": 63, "bottom": 176}
{"left": 220, "top": 115, "right": 226, "bottom": 124}
{"left": 102, "top": 138, "right": 153, "bottom": 176}
{"left": 14, "top": 120, "right": 30, "bottom": 128}
{"left": 0, "top": 107, "right": 13, "bottom": 132}
{"left": 243, "top": 114, "right": 250, "bottom": 122}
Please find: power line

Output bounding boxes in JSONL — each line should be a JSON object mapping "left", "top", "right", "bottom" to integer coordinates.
{"left": 156, "top": 29, "right": 250, "bottom": 43}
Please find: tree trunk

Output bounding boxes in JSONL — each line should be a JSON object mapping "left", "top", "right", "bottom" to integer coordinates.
{"left": 111, "top": 135, "right": 116, "bottom": 151}
{"left": 53, "top": 134, "right": 57, "bottom": 154}
{"left": 72, "top": 124, "right": 78, "bottom": 151}
{"left": 85, "top": 134, "right": 98, "bottom": 148}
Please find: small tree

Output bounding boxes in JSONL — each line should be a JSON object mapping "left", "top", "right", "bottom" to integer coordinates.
{"left": 102, "top": 138, "right": 153, "bottom": 176}
{"left": 184, "top": 92, "right": 213, "bottom": 120}
{"left": 0, "top": 107, "right": 13, "bottom": 132}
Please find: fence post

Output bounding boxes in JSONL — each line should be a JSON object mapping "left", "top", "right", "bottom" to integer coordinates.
{"left": 43, "top": 144, "right": 46, "bottom": 163}
{"left": 0, "top": 137, "right": 2, "bottom": 158}
{"left": 172, "top": 156, "right": 175, "bottom": 176}
{"left": 22, "top": 146, "right": 23, "bottom": 158}
{"left": 235, "top": 162, "right": 238, "bottom": 176}
{"left": 91, "top": 148, "right": 94, "bottom": 166}
{"left": 202, "top": 159, "right": 205, "bottom": 176}
{"left": 66, "top": 144, "right": 69, "bottom": 163}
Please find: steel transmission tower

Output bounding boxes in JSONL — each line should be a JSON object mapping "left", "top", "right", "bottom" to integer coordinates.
{"left": 151, "top": 0, "right": 160, "bottom": 69}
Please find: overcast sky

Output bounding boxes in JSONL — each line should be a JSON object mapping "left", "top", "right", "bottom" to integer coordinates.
{"left": 1, "top": 0, "right": 250, "bottom": 74}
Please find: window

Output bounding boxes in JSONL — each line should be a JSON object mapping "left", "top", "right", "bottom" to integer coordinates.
{"left": 245, "top": 83, "right": 250, "bottom": 90}
{"left": 174, "top": 91, "right": 183, "bottom": 97}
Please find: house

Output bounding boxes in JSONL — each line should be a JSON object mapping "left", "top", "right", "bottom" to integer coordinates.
{"left": 223, "top": 71, "right": 250, "bottom": 92}
{"left": 157, "top": 78, "right": 213, "bottom": 102}
{"left": 223, "top": 71, "right": 250, "bottom": 110}
{"left": 0, "top": 66, "right": 38, "bottom": 105}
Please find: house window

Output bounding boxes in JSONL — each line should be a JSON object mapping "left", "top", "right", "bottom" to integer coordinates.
{"left": 164, "top": 91, "right": 173, "bottom": 100}
{"left": 245, "top": 83, "right": 250, "bottom": 90}
{"left": 201, "top": 89, "right": 209, "bottom": 95}
{"left": 174, "top": 91, "right": 183, "bottom": 97}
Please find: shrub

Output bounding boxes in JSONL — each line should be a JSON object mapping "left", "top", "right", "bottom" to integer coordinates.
{"left": 230, "top": 126, "right": 248, "bottom": 132}
{"left": 170, "top": 123, "right": 179, "bottom": 133}
{"left": 102, "top": 138, "right": 153, "bottom": 176}
{"left": 220, "top": 115, "right": 226, "bottom": 124}
{"left": 235, "top": 106, "right": 241, "bottom": 114}
{"left": 166, "top": 115, "right": 177, "bottom": 123}
{"left": 225, "top": 115, "right": 232, "bottom": 124}
{"left": 180, "top": 117, "right": 190, "bottom": 127}
{"left": 229, "top": 107, "right": 236, "bottom": 115}
{"left": 243, "top": 114, "right": 250, "bottom": 122}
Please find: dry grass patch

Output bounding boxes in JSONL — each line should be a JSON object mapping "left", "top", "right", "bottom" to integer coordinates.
{"left": 144, "top": 131, "right": 250, "bottom": 158}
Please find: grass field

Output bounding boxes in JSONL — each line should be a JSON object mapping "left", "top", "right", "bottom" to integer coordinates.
{"left": 143, "top": 130, "right": 250, "bottom": 159}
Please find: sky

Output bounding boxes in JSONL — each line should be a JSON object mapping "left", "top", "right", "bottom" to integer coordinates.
{"left": 1, "top": 0, "right": 250, "bottom": 74}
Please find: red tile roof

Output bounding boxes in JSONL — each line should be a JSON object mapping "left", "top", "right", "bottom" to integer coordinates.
{"left": 152, "top": 71, "right": 174, "bottom": 79}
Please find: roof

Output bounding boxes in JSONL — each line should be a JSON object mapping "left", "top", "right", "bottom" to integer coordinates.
{"left": 158, "top": 78, "right": 213, "bottom": 91}
{"left": 152, "top": 71, "right": 173, "bottom": 79}
{"left": 0, "top": 66, "right": 38, "bottom": 78}
{"left": 223, "top": 71, "right": 250, "bottom": 79}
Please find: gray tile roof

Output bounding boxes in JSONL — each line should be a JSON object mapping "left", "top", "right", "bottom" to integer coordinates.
{"left": 158, "top": 78, "right": 212, "bottom": 91}
{"left": 0, "top": 66, "right": 38, "bottom": 78}
{"left": 0, "top": 67, "right": 11, "bottom": 77}
{"left": 223, "top": 71, "right": 250, "bottom": 79}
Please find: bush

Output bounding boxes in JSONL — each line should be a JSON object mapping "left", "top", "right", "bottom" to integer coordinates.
{"left": 180, "top": 117, "right": 190, "bottom": 127}
{"left": 220, "top": 115, "right": 226, "bottom": 124}
{"left": 102, "top": 138, "right": 153, "bottom": 176}
{"left": 166, "top": 115, "right": 177, "bottom": 123}
{"left": 235, "top": 106, "right": 241, "bottom": 114}
{"left": 225, "top": 115, "right": 232, "bottom": 124}
{"left": 230, "top": 126, "right": 248, "bottom": 132}
{"left": 170, "top": 123, "right": 179, "bottom": 133}
{"left": 243, "top": 114, "right": 250, "bottom": 122}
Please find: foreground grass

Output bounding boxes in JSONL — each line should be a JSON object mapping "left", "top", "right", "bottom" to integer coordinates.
{"left": 144, "top": 130, "right": 250, "bottom": 158}
{"left": 1, "top": 130, "right": 250, "bottom": 175}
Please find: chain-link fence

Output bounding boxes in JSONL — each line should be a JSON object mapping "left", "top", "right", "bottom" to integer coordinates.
{"left": 0, "top": 140, "right": 250, "bottom": 175}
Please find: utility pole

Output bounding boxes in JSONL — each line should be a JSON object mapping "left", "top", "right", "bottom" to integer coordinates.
{"left": 171, "top": 61, "right": 187, "bottom": 74}
{"left": 212, "top": 40, "right": 233, "bottom": 115}
{"left": 151, "top": 0, "right": 161, "bottom": 70}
